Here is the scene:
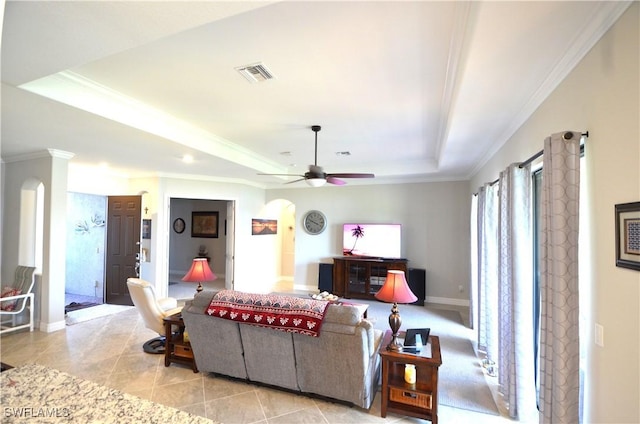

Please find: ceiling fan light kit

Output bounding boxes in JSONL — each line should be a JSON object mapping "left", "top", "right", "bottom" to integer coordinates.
{"left": 259, "top": 125, "right": 375, "bottom": 186}
{"left": 306, "top": 178, "right": 326, "bottom": 187}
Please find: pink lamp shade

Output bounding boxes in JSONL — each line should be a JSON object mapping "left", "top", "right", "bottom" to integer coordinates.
{"left": 374, "top": 270, "right": 417, "bottom": 304}
{"left": 374, "top": 270, "right": 417, "bottom": 352}
{"left": 182, "top": 258, "right": 216, "bottom": 293}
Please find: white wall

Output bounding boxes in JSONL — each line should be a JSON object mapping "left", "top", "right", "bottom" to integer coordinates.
{"left": 470, "top": 4, "right": 639, "bottom": 422}
{"left": 267, "top": 180, "right": 471, "bottom": 304}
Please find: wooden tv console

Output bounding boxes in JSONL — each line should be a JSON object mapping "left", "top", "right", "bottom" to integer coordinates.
{"left": 332, "top": 257, "right": 408, "bottom": 300}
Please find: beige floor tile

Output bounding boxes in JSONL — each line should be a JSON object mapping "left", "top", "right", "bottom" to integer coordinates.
{"left": 152, "top": 378, "right": 205, "bottom": 409}
{"left": 180, "top": 401, "right": 208, "bottom": 419}
{"left": 266, "top": 405, "right": 328, "bottom": 424}
{"left": 204, "top": 391, "right": 266, "bottom": 423}
{"left": 155, "top": 361, "right": 201, "bottom": 386}
{"left": 311, "top": 400, "right": 387, "bottom": 424}
{"left": 127, "top": 387, "right": 154, "bottom": 401}
{"left": 113, "top": 351, "right": 162, "bottom": 374}
{"left": 106, "top": 367, "right": 159, "bottom": 393}
{"left": 256, "top": 386, "right": 317, "bottom": 418}
{"left": 202, "top": 373, "right": 257, "bottom": 400}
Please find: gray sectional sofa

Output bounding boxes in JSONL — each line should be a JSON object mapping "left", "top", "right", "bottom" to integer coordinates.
{"left": 181, "top": 290, "right": 383, "bottom": 409}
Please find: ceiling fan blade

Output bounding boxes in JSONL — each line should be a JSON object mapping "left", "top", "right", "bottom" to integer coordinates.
{"left": 284, "top": 178, "right": 306, "bottom": 185}
{"left": 257, "top": 173, "right": 304, "bottom": 177}
{"left": 327, "top": 176, "right": 346, "bottom": 185}
{"left": 327, "top": 173, "right": 375, "bottom": 179}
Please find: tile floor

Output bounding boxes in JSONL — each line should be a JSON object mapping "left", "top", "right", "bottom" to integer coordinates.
{"left": 1, "top": 305, "right": 517, "bottom": 424}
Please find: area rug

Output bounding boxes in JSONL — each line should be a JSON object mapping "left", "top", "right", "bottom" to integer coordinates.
{"left": 65, "top": 304, "right": 134, "bottom": 326}
{"left": 360, "top": 299, "right": 500, "bottom": 415}
{"left": 0, "top": 364, "right": 215, "bottom": 423}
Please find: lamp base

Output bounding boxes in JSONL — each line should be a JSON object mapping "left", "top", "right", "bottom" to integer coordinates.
{"left": 385, "top": 302, "right": 404, "bottom": 352}
{"left": 386, "top": 335, "right": 404, "bottom": 352}
{"left": 196, "top": 282, "right": 203, "bottom": 293}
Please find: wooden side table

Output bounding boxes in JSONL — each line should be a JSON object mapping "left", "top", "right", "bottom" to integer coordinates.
{"left": 163, "top": 313, "right": 198, "bottom": 373}
{"left": 379, "top": 330, "right": 442, "bottom": 423}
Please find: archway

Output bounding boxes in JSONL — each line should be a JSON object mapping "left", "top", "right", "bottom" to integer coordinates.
{"left": 263, "top": 199, "right": 295, "bottom": 293}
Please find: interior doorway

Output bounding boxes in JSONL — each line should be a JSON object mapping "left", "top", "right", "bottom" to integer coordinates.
{"left": 260, "top": 199, "right": 296, "bottom": 294}
{"left": 168, "top": 198, "right": 232, "bottom": 300}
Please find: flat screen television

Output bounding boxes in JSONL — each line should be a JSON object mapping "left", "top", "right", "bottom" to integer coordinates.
{"left": 342, "top": 223, "right": 402, "bottom": 259}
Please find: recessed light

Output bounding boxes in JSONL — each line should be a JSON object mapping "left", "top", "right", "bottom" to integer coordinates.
{"left": 182, "top": 154, "right": 194, "bottom": 164}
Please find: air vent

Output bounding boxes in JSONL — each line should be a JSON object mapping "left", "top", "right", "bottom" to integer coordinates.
{"left": 235, "top": 63, "right": 275, "bottom": 83}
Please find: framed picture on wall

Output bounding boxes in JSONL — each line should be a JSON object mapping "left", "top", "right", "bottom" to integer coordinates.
{"left": 251, "top": 218, "right": 277, "bottom": 235}
{"left": 615, "top": 201, "right": 640, "bottom": 271}
{"left": 192, "top": 211, "right": 219, "bottom": 238}
{"left": 173, "top": 218, "right": 185, "bottom": 234}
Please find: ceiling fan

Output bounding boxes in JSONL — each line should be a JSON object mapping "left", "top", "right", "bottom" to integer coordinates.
{"left": 260, "top": 125, "right": 375, "bottom": 186}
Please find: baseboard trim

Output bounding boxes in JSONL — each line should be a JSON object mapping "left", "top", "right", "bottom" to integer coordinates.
{"left": 39, "top": 320, "right": 66, "bottom": 333}
{"left": 294, "top": 284, "right": 316, "bottom": 292}
{"left": 425, "top": 296, "right": 470, "bottom": 307}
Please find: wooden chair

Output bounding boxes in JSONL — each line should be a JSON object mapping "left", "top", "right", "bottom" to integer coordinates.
{"left": 1, "top": 266, "right": 36, "bottom": 335}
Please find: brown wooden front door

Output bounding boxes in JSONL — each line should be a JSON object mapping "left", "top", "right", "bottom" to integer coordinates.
{"left": 105, "top": 195, "right": 141, "bottom": 305}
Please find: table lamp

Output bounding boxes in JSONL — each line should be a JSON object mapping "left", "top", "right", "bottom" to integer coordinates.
{"left": 182, "top": 258, "right": 216, "bottom": 294}
{"left": 374, "top": 270, "right": 417, "bottom": 352}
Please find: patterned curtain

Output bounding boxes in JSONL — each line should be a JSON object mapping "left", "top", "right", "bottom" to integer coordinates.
{"left": 476, "top": 183, "right": 499, "bottom": 363}
{"left": 497, "top": 163, "right": 537, "bottom": 420}
{"left": 538, "top": 131, "right": 582, "bottom": 424}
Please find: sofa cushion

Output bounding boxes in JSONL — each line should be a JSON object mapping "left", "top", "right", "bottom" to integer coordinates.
{"left": 324, "top": 303, "right": 367, "bottom": 326}
{"left": 239, "top": 325, "right": 299, "bottom": 391}
{"left": 293, "top": 323, "right": 383, "bottom": 408}
{"left": 181, "top": 296, "right": 248, "bottom": 379}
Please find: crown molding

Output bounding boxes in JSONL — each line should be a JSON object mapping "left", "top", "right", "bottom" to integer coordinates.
{"left": 2, "top": 149, "right": 75, "bottom": 163}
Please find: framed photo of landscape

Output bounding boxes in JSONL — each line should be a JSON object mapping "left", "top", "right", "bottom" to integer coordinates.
{"left": 251, "top": 218, "right": 277, "bottom": 235}
{"left": 615, "top": 201, "right": 640, "bottom": 271}
{"left": 191, "top": 211, "right": 219, "bottom": 238}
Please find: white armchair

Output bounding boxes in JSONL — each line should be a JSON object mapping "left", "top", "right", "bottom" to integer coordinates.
{"left": 1, "top": 266, "right": 36, "bottom": 335}
{"left": 127, "top": 278, "right": 182, "bottom": 353}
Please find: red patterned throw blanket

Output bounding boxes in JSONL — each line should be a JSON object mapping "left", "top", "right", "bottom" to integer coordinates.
{"left": 206, "top": 290, "right": 330, "bottom": 337}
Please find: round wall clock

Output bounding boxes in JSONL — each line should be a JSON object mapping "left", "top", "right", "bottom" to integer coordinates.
{"left": 303, "top": 210, "right": 327, "bottom": 235}
{"left": 173, "top": 218, "right": 185, "bottom": 234}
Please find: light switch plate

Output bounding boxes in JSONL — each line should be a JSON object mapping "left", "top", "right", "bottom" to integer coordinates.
{"left": 595, "top": 323, "right": 604, "bottom": 347}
